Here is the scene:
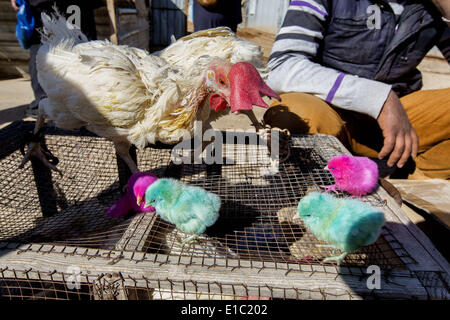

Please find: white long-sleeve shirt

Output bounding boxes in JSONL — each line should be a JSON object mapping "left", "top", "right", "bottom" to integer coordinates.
{"left": 267, "top": 0, "right": 407, "bottom": 119}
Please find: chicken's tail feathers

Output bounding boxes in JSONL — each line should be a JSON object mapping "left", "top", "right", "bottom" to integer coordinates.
{"left": 40, "top": 7, "right": 88, "bottom": 48}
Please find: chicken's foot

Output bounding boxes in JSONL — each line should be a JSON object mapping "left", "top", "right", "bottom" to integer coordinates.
{"left": 19, "top": 113, "right": 62, "bottom": 175}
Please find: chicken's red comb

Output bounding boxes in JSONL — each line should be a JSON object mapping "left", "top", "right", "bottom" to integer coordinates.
{"left": 228, "top": 62, "right": 281, "bottom": 113}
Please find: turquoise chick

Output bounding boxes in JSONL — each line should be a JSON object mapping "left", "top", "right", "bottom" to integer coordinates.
{"left": 297, "top": 192, "right": 385, "bottom": 265}
{"left": 144, "top": 178, "right": 221, "bottom": 244}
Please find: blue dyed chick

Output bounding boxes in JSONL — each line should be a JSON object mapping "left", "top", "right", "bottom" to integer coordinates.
{"left": 144, "top": 178, "right": 221, "bottom": 243}
{"left": 296, "top": 192, "right": 385, "bottom": 265}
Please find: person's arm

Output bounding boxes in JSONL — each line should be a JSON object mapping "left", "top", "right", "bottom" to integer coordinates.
{"left": 10, "top": 0, "right": 19, "bottom": 11}
{"left": 377, "top": 91, "right": 418, "bottom": 168}
{"left": 267, "top": 1, "right": 391, "bottom": 119}
{"left": 267, "top": 1, "right": 417, "bottom": 168}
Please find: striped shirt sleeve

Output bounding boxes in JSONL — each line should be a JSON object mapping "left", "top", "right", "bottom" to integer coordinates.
{"left": 267, "top": 0, "right": 392, "bottom": 119}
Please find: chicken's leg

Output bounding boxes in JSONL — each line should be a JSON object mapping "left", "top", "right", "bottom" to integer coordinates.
{"left": 114, "top": 141, "right": 138, "bottom": 174}
{"left": 240, "top": 109, "right": 291, "bottom": 163}
{"left": 19, "top": 111, "right": 62, "bottom": 175}
{"left": 240, "top": 109, "right": 264, "bottom": 131}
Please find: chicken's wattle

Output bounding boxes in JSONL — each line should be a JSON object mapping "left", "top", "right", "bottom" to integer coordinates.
{"left": 209, "top": 93, "right": 228, "bottom": 112}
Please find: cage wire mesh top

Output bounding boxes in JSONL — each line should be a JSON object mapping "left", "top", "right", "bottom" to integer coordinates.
{"left": 0, "top": 120, "right": 421, "bottom": 300}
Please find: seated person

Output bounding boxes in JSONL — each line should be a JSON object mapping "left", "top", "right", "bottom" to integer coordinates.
{"left": 265, "top": 0, "right": 450, "bottom": 180}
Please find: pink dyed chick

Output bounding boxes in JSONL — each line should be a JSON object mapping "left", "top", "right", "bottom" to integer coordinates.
{"left": 108, "top": 172, "right": 158, "bottom": 218}
{"left": 322, "top": 155, "right": 379, "bottom": 197}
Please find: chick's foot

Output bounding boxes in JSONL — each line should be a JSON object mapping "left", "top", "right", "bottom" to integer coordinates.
{"left": 321, "top": 184, "right": 338, "bottom": 194}
{"left": 180, "top": 234, "right": 199, "bottom": 245}
{"left": 323, "top": 252, "right": 348, "bottom": 265}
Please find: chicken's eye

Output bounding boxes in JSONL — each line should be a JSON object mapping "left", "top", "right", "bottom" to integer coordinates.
{"left": 218, "top": 78, "right": 226, "bottom": 86}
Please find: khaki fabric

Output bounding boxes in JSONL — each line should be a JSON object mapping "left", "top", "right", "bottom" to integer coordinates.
{"left": 265, "top": 89, "right": 450, "bottom": 180}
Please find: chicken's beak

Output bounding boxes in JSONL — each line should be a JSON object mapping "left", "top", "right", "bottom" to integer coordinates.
{"left": 228, "top": 62, "right": 281, "bottom": 113}
{"left": 324, "top": 165, "right": 329, "bottom": 171}
{"left": 136, "top": 195, "right": 143, "bottom": 206}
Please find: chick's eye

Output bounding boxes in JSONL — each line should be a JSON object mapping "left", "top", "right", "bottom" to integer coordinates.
{"left": 218, "top": 77, "right": 226, "bottom": 86}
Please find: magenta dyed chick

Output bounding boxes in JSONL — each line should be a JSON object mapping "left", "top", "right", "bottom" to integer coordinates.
{"left": 108, "top": 172, "right": 158, "bottom": 218}
{"left": 322, "top": 155, "right": 379, "bottom": 197}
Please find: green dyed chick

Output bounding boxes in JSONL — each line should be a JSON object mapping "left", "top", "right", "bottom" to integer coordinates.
{"left": 144, "top": 178, "right": 221, "bottom": 243}
{"left": 297, "top": 192, "right": 385, "bottom": 265}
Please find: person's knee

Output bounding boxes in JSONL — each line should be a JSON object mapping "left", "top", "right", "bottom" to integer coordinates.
{"left": 264, "top": 92, "right": 346, "bottom": 137}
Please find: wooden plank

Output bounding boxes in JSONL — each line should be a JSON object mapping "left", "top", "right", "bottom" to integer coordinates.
{"left": 387, "top": 179, "right": 450, "bottom": 229}
{"left": 0, "top": 43, "right": 30, "bottom": 61}
{"left": 94, "top": 7, "right": 112, "bottom": 25}
{"left": 115, "top": 212, "right": 157, "bottom": 251}
{"left": 106, "top": 0, "right": 119, "bottom": 44}
{"left": 0, "top": 24, "right": 18, "bottom": 42}
{"left": 134, "top": 0, "right": 149, "bottom": 17}
{"left": 0, "top": 246, "right": 432, "bottom": 299}
{"left": 379, "top": 186, "right": 450, "bottom": 274}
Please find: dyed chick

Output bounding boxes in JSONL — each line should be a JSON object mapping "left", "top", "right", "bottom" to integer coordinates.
{"left": 296, "top": 192, "right": 385, "bottom": 265}
{"left": 322, "top": 155, "right": 379, "bottom": 197}
{"left": 108, "top": 172, "right": 158, "bottom": 218}
{"left": 144, "top": 178, "right": 221, "bottom": 243}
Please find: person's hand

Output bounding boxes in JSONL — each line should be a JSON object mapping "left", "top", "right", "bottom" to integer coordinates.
{"left": 11, "top": 0, "right": 19, "bottom": 11}
{"left": 377, "top": 90, "right": 419, "bottom": 168}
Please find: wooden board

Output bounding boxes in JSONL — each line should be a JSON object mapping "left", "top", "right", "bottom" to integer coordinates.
{"left": 387, "top": 179, "right": 450, "bottom": 229}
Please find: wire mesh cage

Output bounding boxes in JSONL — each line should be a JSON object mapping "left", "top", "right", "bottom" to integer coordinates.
{"left": 0, "top": 120, "right": 449, "bottom": 300}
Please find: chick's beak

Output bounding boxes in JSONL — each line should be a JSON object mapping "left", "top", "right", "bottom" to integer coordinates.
{"left": 144, "top": 202, "right": 152, "bottom": 209}
{"left": 228, "top": 62, "right": 281, "bottom": 113}
{"left": 136, "top": 194, "right": 143, "bottom": 206}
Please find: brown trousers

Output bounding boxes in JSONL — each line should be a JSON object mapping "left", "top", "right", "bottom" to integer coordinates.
{"left": 264, "top": 88, "right": 450, "bottom": 180}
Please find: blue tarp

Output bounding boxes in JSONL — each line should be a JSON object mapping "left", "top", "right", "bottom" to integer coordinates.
{"left": 15, "top": 0, "right": 35, "bottom": 49}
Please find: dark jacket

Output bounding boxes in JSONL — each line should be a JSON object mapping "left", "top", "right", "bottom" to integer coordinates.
{"left": 28, "top": 0, "right": 102, "bottom": 44}
{"left": 321, "top": 0, "right": 448, "bottom": 97}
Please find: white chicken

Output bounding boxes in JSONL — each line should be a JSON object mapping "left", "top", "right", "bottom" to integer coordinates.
{"left": 20, "top": 12, "right": 280, "bottom": 174}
